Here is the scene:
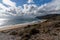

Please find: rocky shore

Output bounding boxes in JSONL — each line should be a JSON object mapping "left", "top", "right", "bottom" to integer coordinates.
{"left": 0, "top": 15, "right": 60, "bottom": 40}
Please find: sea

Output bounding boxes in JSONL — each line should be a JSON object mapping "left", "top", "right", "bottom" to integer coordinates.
{"left": 0, "top": 18, "right": 40, "bottom": 26}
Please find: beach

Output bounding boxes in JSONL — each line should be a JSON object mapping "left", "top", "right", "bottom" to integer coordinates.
{"left": 0, "top": 20, "right": 46, "bottom": 31}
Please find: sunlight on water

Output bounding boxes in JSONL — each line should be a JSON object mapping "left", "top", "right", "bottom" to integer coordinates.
{"left": 0, "top": 18, "right": 39, "bottom": 26}
{"left": 0, "top": 18, "right": 8, "bottom": 26}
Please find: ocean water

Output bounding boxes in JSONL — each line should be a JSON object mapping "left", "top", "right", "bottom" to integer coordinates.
{"left": 0, "top": 18, "right": 39, "bottom": 26}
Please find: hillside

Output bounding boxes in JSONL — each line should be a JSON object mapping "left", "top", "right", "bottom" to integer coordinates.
{"left": 0, "top": 14, "right": 60, "bottom": 40}
{"left": 36, "top": 14, "right": 60, "bottom": 19}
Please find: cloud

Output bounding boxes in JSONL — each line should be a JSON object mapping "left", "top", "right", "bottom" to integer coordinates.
{"left": 32, "top": 0, "right": 60, "bottom": 15}
{"left": 0, "top": 3, "right": 8, "bottom": 10}
{"left": 0, "top": 0, "right": 60, "bottom": 18}
{"left": 23, "top": 0, "right": 60, "bottom": 16}
{"left": 2, "top": 0, "right": 16, "bottom": 7}
{"left": 0, "top": 0, "right": 17, "bottom": 17}
{"left": 28, "top": 0, "right": 34, "bottom": 3}
{"left": 41, "top": 0, "right": 60, "bottom": 11}
{"left": 23, "top": 4, "right": 37, "bottom": 13}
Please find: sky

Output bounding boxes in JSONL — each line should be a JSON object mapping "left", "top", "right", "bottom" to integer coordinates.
{"left": 0, "top": 0, "right": 60, "bottom": 18}
{"left": 11, "top": 0, "right": 52, "bottom": 6}
{"left": 0, "top": 0, "right": 52, "bottom": 6}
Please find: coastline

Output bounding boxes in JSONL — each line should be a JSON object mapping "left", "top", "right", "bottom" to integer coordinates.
{"left": 0, "top": 15, "right": 60, "bottom": 40}
{"left": 0, "top": 20, "right": 46, "bottom": 31}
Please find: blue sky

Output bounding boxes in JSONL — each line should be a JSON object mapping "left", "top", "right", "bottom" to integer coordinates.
{"left": 0, "top": 0, "right": 2, "bottom": 3}
{"left": 0, "top": 0, "right": 52, "bottom": 7}
{"left": 11, "top": 0, "right": 52, "bottom": 6}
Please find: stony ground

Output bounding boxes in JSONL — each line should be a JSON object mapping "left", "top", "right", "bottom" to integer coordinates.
{"left": 0, "top": 16, "right": 60, "bottom": 40}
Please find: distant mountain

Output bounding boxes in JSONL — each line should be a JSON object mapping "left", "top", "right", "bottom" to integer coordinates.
{"left": 36, "top": 14, "right": 60, "bottom": 19}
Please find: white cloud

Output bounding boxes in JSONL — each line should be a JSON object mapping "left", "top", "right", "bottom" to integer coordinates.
{"left": 2, "top": 0, "right": 16, "bottom": 7}
{"left": 0, "top": 3, "right": 8, "bottom": 10}
{"left": 0, "top": 0, "right": 47, "bottom": 17}
{"left": 28, "top": 0, "right": 34, "bottom": 3}
{"left": 23, "top": 4, "right": 37, "bottom": 13}
{"left": 32, "top": 0, "right": 60, "bottom": 15}
{"left": 0, "top": 0, "right": 60, "bottom": 18}
{"left": 42, "top": 0, "right": 60, "bottom": 11}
